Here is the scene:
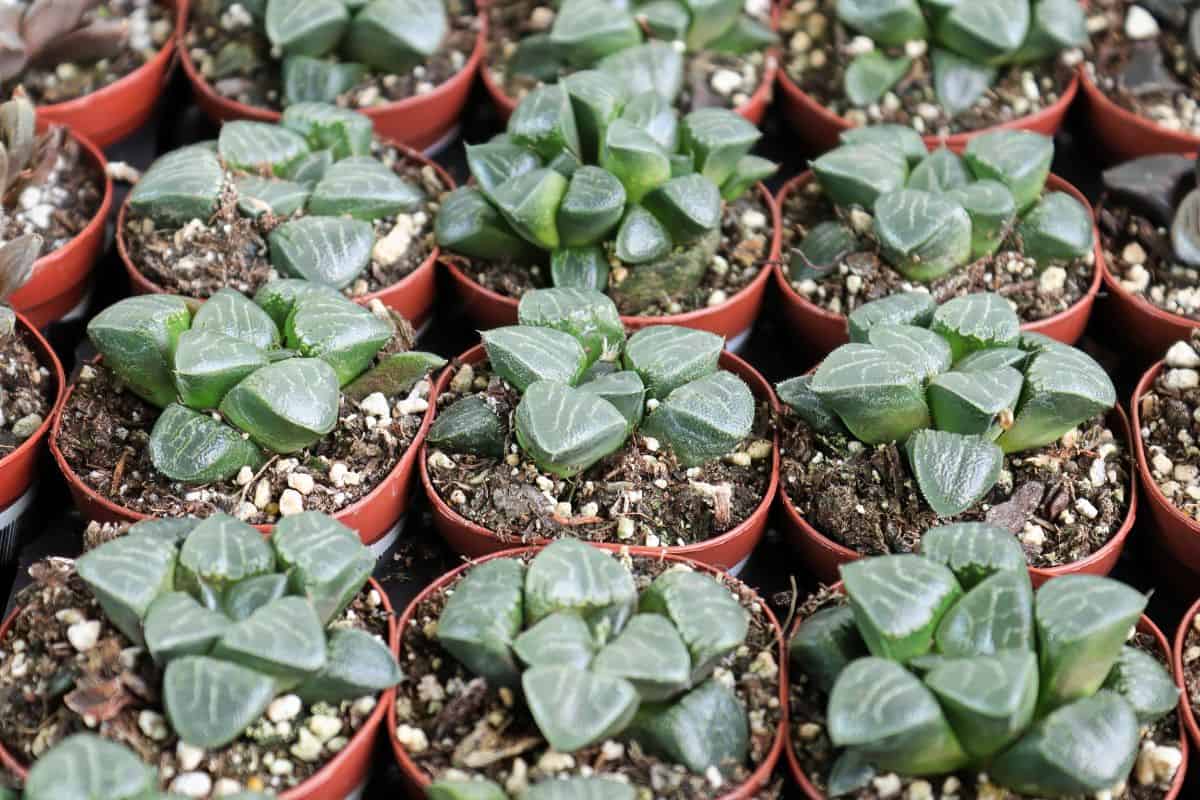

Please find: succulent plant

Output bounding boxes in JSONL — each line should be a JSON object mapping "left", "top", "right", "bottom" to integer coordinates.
{"left": 793, "top": 127, "right": 1093, "bottom": 285}
{"left": 429, "top": 774, "right": 636, "bottom": 799}
{"left": 0, "top": 1, "right": 135, "bottom": 85}
{"left": 85, "top": 279, "right": 444, "bottom": 485}
{"left": 505, "top": 0, "right": 776, "bottom": 99}
{"left": 776, "top": 291, "right": 1116, "bottom": 517}
{"left": 1102, "top": 152, "right": 1200, "bottom": 269}
{"left": 789, "top": 533, "right": 1178, "bottom": 798}
{"left": 128, "top": 103, "right": 429, "bottom": 291}
{"left": 427, "top": 288, "right": 755, "bottom": 472}
{"left": 74, "top": 511, "right": 401, "bottom": 749}
{"left": 832, "top": 0, "right": 1087, "bottom": 114}
{"left": 436, "top": 83, "right": 776, "bottom": 313}
{"left": 430, "top": 539, "right": 752, "bottom": 774}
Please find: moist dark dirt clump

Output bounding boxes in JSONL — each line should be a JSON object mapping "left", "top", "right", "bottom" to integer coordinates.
{"left": 427, "top": 362, "right": 773, "bottom": 547}
{"left": 779, "top": 0, "right": 1079, "bottom": 135}
{"left": 0, "top": 554, "right": 391, "bottom": 794}
{"left": 55, "top": 327, "right": 427, "bottom": 525}
{"left": 452, "top": 192, "right": 773, "bottom": 317}
{"left": 1099, "top": 196, "right": 1200, "bottom": 320}
{"left": 184, "top": 0, "right": 479, "bottom": 112}
{"left": 123, "top": 149, "right": 448, "bottom": 299}
{"left": 778, "top": 408, "right": 1132, "bottom": 569}
{"left": 780, "top": 181, "right": 1095, "bottom": 322}
{"left": 1136, "top": 329, "right": 1200, "bottom": 519}
{"left": 1, "top": 134, "right": 104, "bottom": 256}
{"left": 0, "top": 326, "right": 53, "bottom": 458}
{"left": 4, "top": 0, "right": 174, "bottom": 106}
{"left": 788, "top": 588, "right": 1182, "bottom": 800}
{"left": 395, "top": 553, "right": 783, "bottom": 798}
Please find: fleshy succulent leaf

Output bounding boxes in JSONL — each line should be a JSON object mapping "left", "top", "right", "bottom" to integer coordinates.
{"left": 935, "top": 568, "right": 1035, "bottom": 657}
{"left": 265, "top": 0, "right": 349, "bottom": 57}
{"left": 164, "top": 656, "right": 277, "bottom": 748}
{"left": 629, "top": 679, "right": 748, "bottom": 775}
{"left": 144, "top": 591, "right": 232, "bottom": 663}
{"left": 866, "top": 324, "right": 953, "bottom": 380}
{"left": 212, "top": 595, "right": 327, "bottom": 681}
{"left": 845, "top": 51, "right": 911, "bottom": 106}
{"left": 172, "top": 329, "right": 270, "bottom": 410}
{"left": 129, "top": 145, "right": 225, "bottom": 227}
{"left": 929, "top": 293, "right": 1021, "bottom": 361}
{"left": 946, "top": 179, "right": 1017, "bottom": 259}
{"left": 906, "top": 429, "right": 1004, "bottom": 517}
{"left": 1017, "top": 191, "right": 1094, "bottom": 264}
{"left": 907, "top": 148, "right": 971, "bottom": 193}
{"left": 640, "top": 370, "right": 755, "bottom": 467}
{"left": 812, "top": 144, "right": 908, "bottom": 209}
{"left": 578, "top": 369, "right": 645, "bottom": 430}
{"left": 556, "top": 165, "right": 627, "bottom": 247}
{"left": 192, "top": 287, "right": 281, "bottom": 351}
{"left": 87, "top": 295, "right": 193, "bottom": 408}
{"left": 623, "top": 325, "right": 723, "bottom": 399}
{"left": 932, "top": 48, "right": 997, "bottom": 117}
{"left": 437, "top": 558, "right": 525, "bottom": 686}
{"left": 842, "top": 555, "right": 963, "bottom": 662}
{"left": 307, "top": 156, "right": 424, "bottom": 220}
{"left": 524, "top": 539, "right": 636, "bottom": 640}
{"left": 1101, "top": 646, "right": 1180, "bottom": 725}
{"left": 427, "top": 395, "right": 507, "bottom": 458}
{"left": 591, "top": 613, "right": 691, "bottom": 700}
{"left": 615, "top": 203, "right": 673, "bottom": 264}
{"left": 483, "top": 325, "right": 589, "bottom": 391}
{"left": 775, "top": 375, "right": 848, "bottom": 436}
{"left": 847, "top": 292, "right": 937, "bottom": 343}
{"left": 549, "top": 0, "right": 642, "bottom": 65}
{"left": 522, "top": 665, "right": 640, "bottom": 751}
{"left": 810, "top": 344, "right": 929, "bottom": 444}
{"left": 513, "top": 611, "right": 597, "bottom": 670}
{"left": 836, "top": 0, "right": 928, "bottom": 45}
{"left": 601, "top": 119, "right": 671, "bottom": 204}
{"left": 515, "top": 380, "right": 629, "bottom": 476}
{"left": 344, "top": 0, "right": 448, "bottom": 73}
{"left": 435, "top": 186, "right": 538, "bottom": 261}
{"left": 269, "top": 216, "right": 375, "bottom": 289}
{"left": 517, "top": 287, "right": 625, "bottom": 365}
{"left": 996, "top": 345, "right": 1116, "bottom": 453}
{"left": 280, "top": 102, "right": 374, "bottom": 160}
{"left": 873, "top": 189, "right": 972, "bottom": 281}
{"left": 491, "top": 167, "right": 569, "bottom": 250}
{"left": 919, "top": 522, "right": 1026, "bottom": 588}
{"left": 927, "top": 366, "right": 1023, "bottom": 437}
{"left": 343, "top": 351, "right": 445, "bottom": 401}
{"left": 75, "top": 534, "right": 178, "bottom": 645}
{"left": 508, "top": 84, "right": 581, "bottom": 161}
{"left": 219, "top": 120, "right": 310, "bottom": 176}
{"left": 963, "top": 129, "right": 1053, "bottom": 213}
{"left": 639, "top": 568, "right": 748, "bottom": 682}
{"left": 24, "top": 734, "right": 155, "bottom": 800}
{"left": 296, "top": 627, "right": 403, "bottom": 703}
{"left": 924, "top": 651, "right": 1040, "bottom": 758}
{"left": 149, "top": 402, "right": 264, "bottom": 484}
{"left": 218, "top": 357, "right": 341, "bottom": 453}
{"left": 283, "top": 291, "right": 392, "bottom": 386}
{"left": 789, "top": 605, "right": 868, "bottom": 694}
{"left": 550, "top": 246, "right": 611, "bottom": 292}
{"left": 272, "top": 511, "right": 374, "bottom": 623}
{"left": 597, "top": 41, "right": 685, "bottom": 103}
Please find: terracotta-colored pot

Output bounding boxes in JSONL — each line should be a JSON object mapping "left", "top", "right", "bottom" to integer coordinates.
{"left": 421, "top": 345, "right": 780, "bottom": 573}
{"left": 442, "top": 182, "right": 782, "bottom": 346}
{"left": 48, "top": 357, "right": 437, "bottom": 547}
{"left": 480, "top": 3, "right": 780, "bottom": 126}
{"left": 176, "top": 6, "right": 486, "bottom": 153}
{"left": 1100, "top": 254, "right": 1200, "bottom": 366}
{"left": 34, "top": 1, "right": 186, "bottom": 148}
{"left": 1173, "top": 598, "right": 1200, "bottom": 754}
{"left": 788, "top": 604, "right": 1188, "bottom": 799}
{"left": 115, "top": 149, "right": 453, "bottom": 332}
{"left": 8, "top": 126, "right": 113, "bottom": 329}
{"left": 773, "top": 171, "right": 1103, "bottom": 363}
{"left": 388, "top": 546, "right": 787, "bottom": 799}
{"left": 0, "top": 577, "right": 396, "bottom": 800}
{"left": 1080, "top": 69, "right": 1200, "bottom": 163}
{"left": 0, "top": 311, "right": 65, "bottom": 510}
{"left": 778, "top": 404, "right": 1139, "bottom": 586}
{"left": 776, "top": 43, "right": 1079, "bottom": 156}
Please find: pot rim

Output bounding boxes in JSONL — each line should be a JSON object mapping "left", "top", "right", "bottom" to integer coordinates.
{"left": 1132, "top": 361, "right": 1200, "bottom": 539}
{"left": 1079, "top": 67, "right": 1200, "bottom": 152}
{"left": 0, "top": 310, "right": 66, "bottom": 475}
{"left": 1172, "top": 597, "right": 1200, "bottom": 754}
{"left": 386, "top": 544, "right": 788, "bottom": 798}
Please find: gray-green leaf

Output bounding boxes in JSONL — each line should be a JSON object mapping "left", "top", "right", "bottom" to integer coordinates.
{"left": 1101, "top": 646, "right": 1180, "bottom": 725}
{"left": 129, "top": 145, "right": 225, "bottom": 227}
{"left": 789, "top": 604, "right": 867, "bottom": 694}
{"left": 283, "top": 291, "right": 393, "bottom": 386}
{"left": 513, "top": 611, "right": 597, "bottom": 670}
{"left": 874, "top": 189, "right": 972, "bottom": 281}
{"left": 219, "top": 120, "right": 310, "bottom": 176}
{"left": 523, "top": 664, "right": 640, "bottom": 751}
{"left": 907, "top": 429, "right": 1004, "bottom": 517}
{"left": 517, "top": 287, "right": 625, "bottom": 365}
{"left": 919, "top": 522, "right": 1026, "bottom": 588}
{"left": 149, "top": 402, "right": 264, "bottom": 483}
{"left": 427, "top": 395, "right": 507, "bottom": 458}
{"left": 437, "top": 558, "right": 525, "bottom": 686}
{"left": 623, "top": 325, "right": 723, "bottom": 399}
{"left": 515, "top": 380, "right": 629, "bottom": 476}
{"left": 164, "top": 656, "right": 277, "bottom": 748}
{"left": 273, "top": 511, "right": 373, "bottom": 623}
{"left": 639, "top": 568, "right": 748, "bottom": 682}
{"left": 641, "top": 370, "right": 754, "bottom": 467}
{"left": 1018, "top": 191, "right": 1094, "bottom": 264}
{"left": 929, "top": 293, "right": 1021, "bottom": 361}
{"left": 629, "top": 679, "right": 748, "bottom": 774}
{"left": 842, "top": 554, "right": 962, "bottom": 663}
{"left": 269, "top": 216, "right": 375, "bottom": 289}
{"left": 592, "top": 613, "right": 691, "bottom": 701}
{"left": 524, "top": 538, "right": 636, "bottom": 641}
{"left": 144, "top": 591, "right": 231, "bottom": 663}
{"left": 936, "top": 568, "right": 1034, "bottom": 657}
{"left": 483, "top": 325, "right": 589, "bottom": 391}
{"left": 296, "top": 627, "right": 403, "bottom": 703}
{"left": 219, "top": 357, "right": 341, "bottom": 453}
{"left": 87, "top": 295, "right": 192, "bottom": 408}
{"left": 307, "top": 156, "right": 424, "bottom": 220}
{"left": 76, "top": 534, "right": 178, "bottom": 645}
{"left": 847, "top": 292, "right": 937, "bottom": 343}
{"left": 810, "top": 343, "right": 929, "bottom": 444}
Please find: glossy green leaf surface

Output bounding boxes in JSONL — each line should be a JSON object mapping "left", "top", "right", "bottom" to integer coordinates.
{"left": 223, "top": 573, "right": 289, "bottom": 622}
{"left": 775, "top": 375, "right": 847, "bottom": 436}
{"left": 517, "top": 287, "right": 625, "bottom": 365}
{"left": 963, "top": 129, "right": 1053, "bottom": 213}
{"left": 679, "top": 107, "right": 761, "bottom": 187}
{"left": 1101, "top": 646, "right": 1180, "bottom": 725}
{"left": 810, "top": 343, "right": 929, "bottom": 444}
{"left": 601, "top": 119, "right": 671, "bottom": 203}
{"left": 523, "top": 664, "right": 640, "bottom": 751}
{"left": 129, "top": 145, "right": 225, "bottom": 226}
{"left": 483, "top": 325, "right": 589, "bottom": 391}
{"left": 551, "top": 245, "right": 611, "bottom": 293}
{"left": 866, "top": 324, "right": 953, "bottom": 381}
{"left": 641, "top": 370, "right": 754, "bottom": 467}
{"left": 524, "top": 538, "right": 636, "bottom": 641}
{"left": 507, "top": 84, "right": 581, "bottom": 161}
{"left": 614, "top": 203, "right": 672, "bottom": 264}
{"left": 927, "top": 366, "right": 1023, "bottom": 437}
{"left": 435, "top": 186, "right": 537, "bottom": 261}
{"left": 344, "top": 351, "right": 446, "bottom": 401}
{"left": 630, "top": 679, "right": 748, "bottom": 775}
{"left": 193, "top": 287, "right": 281, "bottom": 351}
{"left": 235, "top": 176, "right": 311, "bottom": 219}
{"left": 273, "top": 511, "right": 373, "bottom": 623}
{"left": 842, "top": 554, "right": 962, "bottom": 662}
{"left": 515, "top": 380, "right": 629, "bottom": 476}
{"left": 839, "top": 124, "right": 927, "bottom": 166}
{"left": 906, "top": 429, "right": 1004, "bottom": 517}
{"left": 936, "top": 568, "right": 1034, "bottom": 657}
{"left": 946, "top": 179, "right": 1017, "bottom": 259}
{"left": 845, "top": 51, "right": 911, "bottom": 106}
{"left": 284, "top": 291, "right": 392, "bottom": 386}
{"left": 491, "top": 168, "right": 569, "bottom": 250}
{"left": 874, "top": 189, "right": 972, "bottom": 281}
{"left": 265, "top": 0, "right": 348, "bottom": 57}
{"left": 641, "top": 174, "right": 722, "bottom": 244}
{"left": 997, "top": 345, "right": 1116, "bottom": 453}
{"left": 149, "top": 402, "right": 264, "bottom": 484}
{"left": 513, "top": 611, "right": 597, "bottom": 670}
{"left": 344, "top": 0, "right": 448, "bottom": 73}
{"left": 837, "top": 0, "right": 927, "bottom": 45}
{"left": 280, "top": 103, "right": 374, "bottom": 160}
{"left": 427, "top": 395, "right": 507, "bottom": 458}
{"left": 639, "top": 568, "right": 748, "bottom": 682}
{"left": 219, "top": 120, "right": 310, "bottom": 176}
{"left": 929, "top": 293, "right": 1021, "bottom": 361}
{"left": 932, "top": 48, "right": 997, "bottom": 118}
{"left": 812, "top": 144, "right": 908, "bottom": 209}
{"left": 847, "top": 291, "right": 937, "bottom": 343}
{"left": 269, "top": 216, "right": 375, "bottom": 289}
{"left": 597, "top": 41, "right": 685, "bottom": 103}
{"left": 1017, "top": 191, "right": 1094, "bottom": 264}
{"left": 592, "top": 613, "right": 691, "bottom": 700}
{"left": 307, "top": 156, "right": 424, "bottom": 220}
{"left": 219, "top": 357, "right": 340, "bottom": 453}
{"left": 550, "top": 0, "right": 642, "bottom": 65}
{"left": 919, "top": 522, "right": 1026, "bottom": 589}
{"left": 76, "top": 534, "right": 178, "bottom": 645}
{"left": 578, "top": 369, "right": 645, "bottom": 430}
{"left": 789, "top": 604, "right": 867, "bottom": 694}
{"left": 924, "top": 651, "right": 1039, "bottom": 758}
{"left": 213, "top": 595, "right": 326, "bottom": 680}
{"left": 144, "top": 591, "right": 231, "bottom": 663}
{"left": 907, "top": 148, "right": 971, "bottom": 193}
{"left": 437, "top": 558, "right": 525, "bottom": 686}
{"left": 164, "top": 655, "right": 277, "bottom": 748}
{"left": 623, "top": 325, "right": 723, "bottom": 399}
{"left": 556, "top": 165, "right": 627, "bottom": 247}
{"left": 296, "top": 627, "right": 403, "bottom": 703}
{"left": 88, "top": 294, "right": 192, "bottom": 407}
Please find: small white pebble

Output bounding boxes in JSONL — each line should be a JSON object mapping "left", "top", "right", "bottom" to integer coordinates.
{"left": 67, "top": 620, "right": 101, "bottom": 652}
{"left": 278, "top": 488, "right": 304, "bottom": 516}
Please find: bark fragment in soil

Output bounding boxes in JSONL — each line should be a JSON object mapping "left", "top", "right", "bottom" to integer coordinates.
{"left": 789, "top": 589, "right": 1182, "bottom": 800}
{"left": 1, "top": 135, "right": 104, "bottom": 257}
{"left": 0, "top": 555, "right": 391, "bottom": 794}
{"left": 453, "top": 192, "right": 773, "bottom": 317}
{"left": 123, "top": 150, "right": 448, "bottom": 299}
{"left": 184, "top": 0, "right": 479, "bottom": 112}
{"left": 779, "top": 0, "right": 1079, "bottom": 135}
{"left": 427, "top": 363, "right": 773, "bottom": 547}
{"left": 779, "top": 408, "right": 1131, "bottom": 569}
{"left": 780, "top": 180, "right": 1094, "bottom": 322}
{"left": 395, "top": 553, "right": 784, "bottom": 799}
{"left": 1137, "top": 330, "right": 1200, "bottom": 519}
{"left": 0, "top": 328, "right": 53, "bottom": 456}
{"left": 1100, "top": 196, "right": 1200, "bottom": 320}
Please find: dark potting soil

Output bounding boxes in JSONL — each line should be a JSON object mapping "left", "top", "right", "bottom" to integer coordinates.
{"left": 485, "top": 0, "right": 773, "bottom": 112}
{"left": 778, "top": 0, "right": 1079, "bottom": 136}
{"left": 788, "top": 587, "right": 1183, "bottom": 800}
{"left": 780, "top": 181, "right": 1095, "bottom": 322}
{"left": 0, "top": 132, "right": 104, "bottom": 257}
{"left": 452, "top": 192, "right": 773, "bottom": 317}
{"left": 1086, "top": 0, "right": 1200, "bottom": 137}
{"left": 0, "top": 553, "right": 391, "bottom": 794}
{"left": 1136, "top": 329, "right": 1200, "bottom": 521}
{"left": 426, "top": 362, "right": 774, "bottom": 547}
{"left": 0, "top": 327, "right": 53, "bottom": 457}
{"left": 3, "top": 0, "right": 174, "bottom": 105}
{"left": 1099, "top": 198, "right": 1200, "bottom": 320}
{"left": 123, "top": 152, "right": 448, "bottom": 299}
{"left": 394, "top": 553, "right": 784, "bottom": 799}
{"left": 54, "top": 326, "right": 427, "bottom": 525}
{"left": 778, "top": 408, "right": 1132, "bottom": 569}
{"left": 184, "top": 0, "right": 479, "bottom": 112}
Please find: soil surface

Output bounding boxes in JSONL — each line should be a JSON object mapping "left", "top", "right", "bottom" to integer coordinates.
{"left": 185, "top": 0, "right": 479, "bottom": 112}
{"left": 395, "top": 553, "right": 784, "bottom": 798}
{"left": 1182, "top": 617, "right": 1200, "bottom": 744}
{"left": 123, "top": 148, "right": 448, "bottom": 299}
{"left": 3, "top": 0, "right": 174, "bottom": 105}
{"left": 426, "top": 361, "right": 773, "bottom": 546}
{"left": 1136, "top": 330, "right": 1200, "bottom": 520}
{"left": 485, "top": 0, "right": 773, "bottom": 112}
{"left": 780, "top": 180, "right": 1095, "bottom": 322}
{"left": 779, "top": 0, "right": 1079, "bottom": 136}
{"left": 55, "top": 326, "right": 428, "bottom": 525}
{"left": 788, "top": 588, "right": 1182, "bottom": 800}
{"left": 0, "top": 327, "right": 53, "bottom": 457}
{"left": 1099, "top": 197, "right": 1200, "bottom": 320}
{"left": 0, "top": 551, "right": 390, "bottom": 795}
{"left": 1, "top": 132, "right": 104, "bottom": 257}
{"left": 1085, "top": 0, "right": 1200, "bottom": 136}
{"left": 779, "top": 408, "right": 1132, "bottom": 569}
{"left": 452, "top": 192, "right": 773, "bottom": 317}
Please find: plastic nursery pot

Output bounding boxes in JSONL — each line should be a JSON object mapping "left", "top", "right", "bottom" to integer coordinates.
{"left": 442, "top": 182, "right": 782, "bottom": 348}
{"left": 785, "top": 603, "right": 1189, "bottom": 800}
{"left": 1099, "top": 247, "right": 1200, "bottom": 365}
{"left": 420, "top": 345, "right": 780, "bottom": 573}
{"left": 176, "top": 6, "right": 486, "bottom": 154}
{"left": 1173, "top": 598, "right": 1200, "bottom": 754}
{"left": 778, "top": 404, "right": 1139, "bottom": 586}
{"left": 479, "top": 2, "right": 780, "bottom": 126}
{"left": 0, "top": 311, "right": 66, "bottom": 511}
{"left": 1080, "top": 68, "right": 1200, "bottom": 163}
{"left": 772, "top": 171, "right": 1103, "bottom": 363}
{"left": 0, "top": 577, "right": 397, "bottom": 800}
{"left": 8, "top": 125, "right": 113, "bottom": 329}
{"left": 387, "top": 545, "right": 788, "bottom": 799}
{"left": 47, "top": 356, "right": 438, "bottom": 548}
{"left": 115, "top": 150, "right": 453, "bottom": 333}
{"left": 34, "top": 0, "right": 187, "bottom": 148}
